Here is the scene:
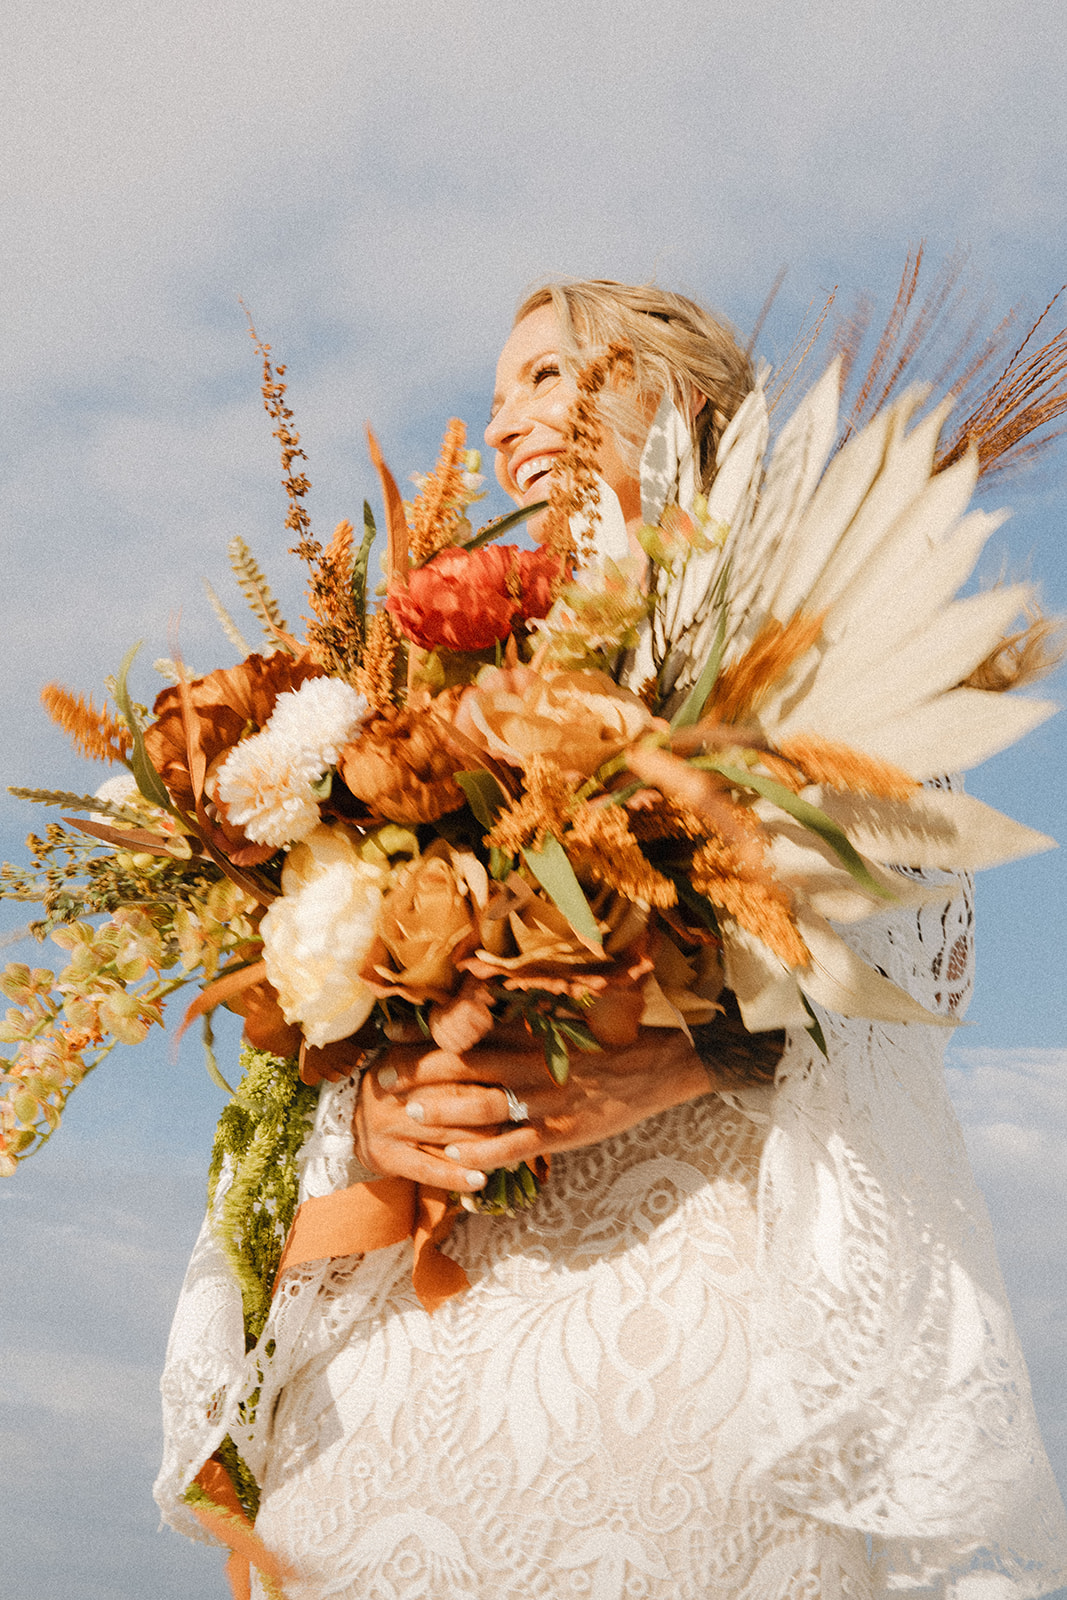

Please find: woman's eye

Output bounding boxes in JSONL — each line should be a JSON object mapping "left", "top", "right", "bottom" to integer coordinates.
{"left": 532, "top": 361, "right": 560, "bottom": 386}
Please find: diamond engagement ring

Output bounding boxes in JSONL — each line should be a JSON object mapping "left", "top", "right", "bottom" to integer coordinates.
{"left": 502, "top": 1087, "right": 530, "bottom": 1124}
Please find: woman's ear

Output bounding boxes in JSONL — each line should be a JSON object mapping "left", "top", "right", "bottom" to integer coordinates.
{"left": 690, "top": 389, "right": 707, "bottom": 419}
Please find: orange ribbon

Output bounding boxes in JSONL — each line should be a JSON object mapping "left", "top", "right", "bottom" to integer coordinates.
{"left": 191, "top": 1456, "right": 292, "bottom": 1600}
{"left": 273, "top": 1175, "right": 468, "bottom": 1312}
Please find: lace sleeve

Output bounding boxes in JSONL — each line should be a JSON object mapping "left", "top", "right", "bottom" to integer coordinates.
{"left": 153, "top": 1070, "right": 368, "bottom": 1539}
{"left": 749, "top": 867, "right": 1067, "bottom": 1591}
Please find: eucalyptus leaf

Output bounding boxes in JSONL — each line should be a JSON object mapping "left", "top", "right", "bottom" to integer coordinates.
{"left": 113, "top": 642, "right": 174, "bottom": 813}
{"left": 671, "top": 602, "right": 727, "bottom": 729}
{"left": 695, "top": 758, "right": 894, "bottom": 901}
{"left": 802, "top": 995, "right": 829, "bottom": 1058}
{"left": 552, "top": 1018, "right": 601, "bottom": 1052}
{"left": 461, "top": 500, "right": 549, "bottom": 553}
{"left": 202, "top": 1013, "right": 236, "bottom": 1096}
{"left": 670, "top": 560, "right": 731, "bottom": 728}
{"left": 522, "top": 833, "right": 603, "bottom": 951}
{"left": 527, "top": 1012, "right": 572, "bottom": 1085}
{"left": 516, "top": 1162, "right": 539, "bottom": 1201}
{"left": 489, "top": 846, "right": 512, "bottom": 881}
{"left": 456, "top": 769, "right": 507, "bottom": 829}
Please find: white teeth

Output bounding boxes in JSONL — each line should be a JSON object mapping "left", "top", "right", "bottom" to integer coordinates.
{"left": 514, "top": 455, "right": 556, "bottom": 492}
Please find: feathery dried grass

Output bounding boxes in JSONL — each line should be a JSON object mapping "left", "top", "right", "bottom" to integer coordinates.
{"left": 937, "top": 286, "right": 1067, "bottom": 482}
{"left": 961, "top": 607, "right": 1066, "bottom": 692}
{"left": 707, "top": 612, "right": 824, "bottom": 724}
{"left": 764, "top": 734, "right": 919, "bottom": 800}
{"left": 41, "top": 685, "right": 131, "bottom": 764}
{"left": 244, "top": 312, "right": 314, "bottom": 559}
{"left": 228, "top": 536, "right": 291, "bottom": 646}
{"left": 203, "top": 579, "right": 252, "bottom": 657}
{"left": 408, "top": 419, "right": 468, "bottom": 565}
{"left": 790, "top": 246, "right": 1067, "bottom": 484}
{"left": 352, "top": 609, "right": 404, "bottom": 713}
{"left": 691, "top": 827, "right": 809, "bottom": 969}
{"left": 487, "top": 758, "right": 575, "bottom": 855}
{"left": 766, "top": 287, "right": 838, "bottom": 415}
{"left": 568, "top": 803, "right": 677, "bottom": 908}
{"left": 304, "top": 519, "right": 366, "bottom": 680}
{"left": 542, "top": 343, "right": 634, "bottom": 570}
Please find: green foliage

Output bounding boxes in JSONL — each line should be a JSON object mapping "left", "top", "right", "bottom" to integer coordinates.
{"left": 522, "top": 833, "right": 603, "bottom": 951}
{"left": 207, "top": 1045, "right": 319, "bottom": 1349}
{"left": 113, "top": 642, "right": 174, "bottom": 812}
{"left": 7, "top": 786, "right": 147, "bottom": 823}
{"left": 455, "top": 769, "right": 507, "bottom": 829}
{"left": 694, "top": 758, "right": 895, "bottom": 901}
{"left": 215, "top": 1434, "right": 261, "bottom": 1523}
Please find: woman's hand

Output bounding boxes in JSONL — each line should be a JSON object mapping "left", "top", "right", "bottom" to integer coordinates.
{"left": 353, "top": 1026, "right": 713, "bottom": 1194}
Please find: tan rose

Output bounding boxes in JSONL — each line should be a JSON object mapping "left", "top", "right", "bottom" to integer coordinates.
{"left": 463, "top": 875, "right": 653, "bottom": 1001}
{"left": 224, "top": 974, "right": 303, "bottom": 1058}
{"left": 364, "top": 842, "right": 487, "bottom": 1002}
{"left": 454, "top": 664, "right": 662, "bottom": 780}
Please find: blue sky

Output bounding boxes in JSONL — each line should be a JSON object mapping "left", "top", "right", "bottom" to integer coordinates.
{"left": 1, "top": 2, "right": 1065, "bottom": 1593}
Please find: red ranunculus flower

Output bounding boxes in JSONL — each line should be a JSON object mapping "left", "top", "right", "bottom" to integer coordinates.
{"left": 386, "top": 544, "right": 562, "bottom": 652}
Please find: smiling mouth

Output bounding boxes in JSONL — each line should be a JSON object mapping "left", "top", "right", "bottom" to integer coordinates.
{"left": 513, "top": 454, "right": 558, "bottom": 494}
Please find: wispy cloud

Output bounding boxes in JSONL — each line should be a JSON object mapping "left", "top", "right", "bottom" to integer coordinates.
{"left": 946, "top": 1048, "right": 1067, "bottom": 1482}
{"left": 1, "top": 8, "right": 1066, "bottom": 1588}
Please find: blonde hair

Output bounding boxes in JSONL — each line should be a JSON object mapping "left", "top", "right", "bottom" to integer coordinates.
{"left": 514, "top": 279, "right": 754, "bottom": 490}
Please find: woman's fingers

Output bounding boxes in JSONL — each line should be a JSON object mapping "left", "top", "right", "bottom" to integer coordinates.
{"left": 354, "top": 1081, "right": 490, "bottom": 1193}
{"left": 401, "top": 1082, "right": 542, "bottom": 1130}
{"left": 375, "top": 1042, "right": 554, "bottom": 1096}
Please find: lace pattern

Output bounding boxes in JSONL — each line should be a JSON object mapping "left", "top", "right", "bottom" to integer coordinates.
{"left": 155, "top": 874, "right": 1067, "bottom": 1595}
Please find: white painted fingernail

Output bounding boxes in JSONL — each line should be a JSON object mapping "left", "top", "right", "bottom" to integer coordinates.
{"left": 465, "top": 1170, "right": 486, "bottom": 1188}
{"left": 405, "top": 1101, "right": 425, "bottom": 1123}
{"left": 444, "top": 1144, "right": 462, "bottom": 1161}
{"left": 377, "top": 1065, "right": 399, "bottom": 1089}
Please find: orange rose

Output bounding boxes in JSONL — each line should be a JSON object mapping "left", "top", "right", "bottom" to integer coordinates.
{"left": 455, "top": 664, "right": 662, "bottom": 780}
{"left": 363, "top": 843, "right": 487, "bottom": 1002}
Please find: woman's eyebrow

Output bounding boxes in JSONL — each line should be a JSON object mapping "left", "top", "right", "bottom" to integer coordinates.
{"left": 489, "top": 351, "right": 558, "bottom": 420}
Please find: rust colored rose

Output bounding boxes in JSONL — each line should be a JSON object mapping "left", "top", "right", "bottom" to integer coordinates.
{"left": 454, "top": 664, "right": 662, "bottom": 780}
{"left": 339, "top": 696, "right": 467, "bottom": 823}
{"left": 224, "top": 973, "right": 303, "bottom": 1059}
{"left": 362, "top": 842, "right": 487, "bottom": 1003}
{"left": 386, "top": 544, "right": 563, "bottom": 652}
{"left": 144, "top": 653, "right": 324, "bottom": 816}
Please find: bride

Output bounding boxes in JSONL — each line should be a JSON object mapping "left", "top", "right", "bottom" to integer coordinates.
{"left": 156, "top": 279, "right": 1067, "bottom": 1599}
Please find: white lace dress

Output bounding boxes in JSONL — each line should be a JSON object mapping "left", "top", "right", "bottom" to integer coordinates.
{"left": 155, "top": 878, "right": 1067, "bottom": 1599}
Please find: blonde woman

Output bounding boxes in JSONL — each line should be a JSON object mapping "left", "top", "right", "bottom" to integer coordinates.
{"left": 158, "top": 280, "right": 1067, "bottom": 1599}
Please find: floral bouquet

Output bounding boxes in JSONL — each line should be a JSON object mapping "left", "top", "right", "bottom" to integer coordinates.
{"left": 0, "top": 329, "right": 1057, "bottom": 1231}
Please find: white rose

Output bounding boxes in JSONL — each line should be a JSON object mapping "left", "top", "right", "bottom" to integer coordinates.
{"left": 260, "top": 823, "right": 388, "bottom": 1046}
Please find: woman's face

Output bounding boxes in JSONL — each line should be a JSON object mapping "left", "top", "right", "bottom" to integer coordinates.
{"left": 485, "top": 305, "right": 642, "bottom": 532}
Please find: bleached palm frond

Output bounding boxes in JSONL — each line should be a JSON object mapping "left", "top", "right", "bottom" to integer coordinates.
{"left": 623, "top": 359, "right": 1058, "bottom": 1033}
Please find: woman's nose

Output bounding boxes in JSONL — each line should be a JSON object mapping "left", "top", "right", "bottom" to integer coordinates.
{"left": 484, "top": 393, "right": 529, "bottom": 453}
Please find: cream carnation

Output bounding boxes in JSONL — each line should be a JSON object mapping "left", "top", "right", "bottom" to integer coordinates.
{"left": 260, "top": 823, "right": 388, "bottom": 1046}
{"left": 266, "top": 677, "right": 368, "bottom": 760}
{"left": 215, "top": 677, "right": 369, "bottom": 847}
